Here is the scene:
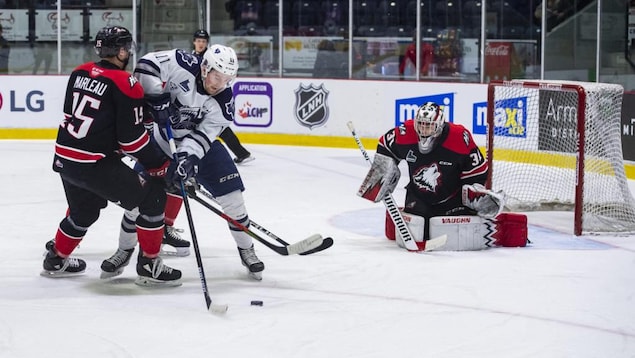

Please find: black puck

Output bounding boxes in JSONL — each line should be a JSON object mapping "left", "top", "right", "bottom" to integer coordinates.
{"left": 250, "top": 300, "right": 263, "bottom": 306}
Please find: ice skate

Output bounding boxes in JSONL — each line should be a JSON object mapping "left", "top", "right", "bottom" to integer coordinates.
{"left": 41, "top": 242, "right": 86, "bottom": 278}
{"left": 238, "top": 244, "right": 264, "bottom": 280}
{"left": 100, "top": 248, "right": 135, "bottom": 279}
{"left": 161, "top": 225, "right": 190, "bottom": 257}
{"left": 233, "top": 154, "right": 254, "bottom": 164}
{"left": 135, "top": 254, "right": 182, "bottom": 287}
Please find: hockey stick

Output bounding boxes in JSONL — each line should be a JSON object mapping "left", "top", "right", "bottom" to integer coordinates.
{"left": 187, "top": 189, "right": 331, "bottom": 256}
{"left": 166, "top": 125, "right": 228, "bottom": 314}
{"left": 347, "top": 121, "right": 446, "bottom": 252}
{"left": 193, "top": 187, "right": 333, "bottom": 255}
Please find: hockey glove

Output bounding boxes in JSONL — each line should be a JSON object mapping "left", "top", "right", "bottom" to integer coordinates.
{"left": 357, "top": 153, "right": 400, "bottom": 203}
{"left": 146, "top": 159, "right": 171, "bottom": 178}
{"left": 462, "top": 183, "right": 505, "bottom": 219}
{"left": 146, "top": 93, "right": 180, "bottom": 128}
{"left": 170, "top": 152, "right": 199, "bottom": 184}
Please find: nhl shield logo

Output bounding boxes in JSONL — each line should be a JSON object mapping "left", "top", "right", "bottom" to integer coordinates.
{"left": 294, "top": 84, "right": 329, "bottom": 129}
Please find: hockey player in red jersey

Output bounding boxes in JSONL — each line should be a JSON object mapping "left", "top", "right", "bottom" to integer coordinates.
{"left": 358, "top": 102, "right": 527, "bottom": 251}
{"left": 42, "top": 26, "right": 182, "bottom": 287}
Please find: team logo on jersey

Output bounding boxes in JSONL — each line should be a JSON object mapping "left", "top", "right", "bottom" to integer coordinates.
{"left": 463, "top": 130, "right": 470, "bottom": 147}
{"left": 413, "top": 163, "right": 441, "bottom": 193}
{"left": 406, "top": 150, "right": 417, "bottom": 163}
{"left": 128, "top": 75, "right": 137, "bottom": 88}
{"left": 225, "top": 98, "right": 235, "bottom": 121}
{"left": 177, "top": 50, "right": 199, "bottom": 67}
{"left": 294, "top": 83, "right": 329, "bottom": 129}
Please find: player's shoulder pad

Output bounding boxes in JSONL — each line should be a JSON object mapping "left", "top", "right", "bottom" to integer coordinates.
{"left": 212, "top": 87, "right": 235, "bottom": 122}
{"left": 84, "top": 62, "right": 143, "bottom": 99}
{"left": 441, "top": 122, "right": 477, "bottom": 154}
{"left": 395, "top": 120, "right": 419, "bottom": 145}
{"left": 173, "top": 49, "right": 201, "bottom": 78}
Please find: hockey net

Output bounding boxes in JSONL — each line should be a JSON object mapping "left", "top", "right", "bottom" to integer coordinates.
{"left": 486, "top": 80, "right": 635, "bottom": 235}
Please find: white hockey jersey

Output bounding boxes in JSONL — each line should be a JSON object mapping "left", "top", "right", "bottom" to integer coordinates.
{"left": 134, "top": 49, "right": 234, "bottom": 160}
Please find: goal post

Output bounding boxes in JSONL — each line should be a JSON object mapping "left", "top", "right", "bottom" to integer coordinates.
{"left": 486, "top": 79, "right": 635, "bottom": 235}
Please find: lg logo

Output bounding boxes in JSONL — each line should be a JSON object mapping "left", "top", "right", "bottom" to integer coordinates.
{"left": 0, "top": 90, "right": 45, "bottom": 112}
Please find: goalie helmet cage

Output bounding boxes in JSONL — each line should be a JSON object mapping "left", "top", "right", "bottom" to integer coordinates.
{"left": 486, "top": 79, "right": 635, "bottom": 236}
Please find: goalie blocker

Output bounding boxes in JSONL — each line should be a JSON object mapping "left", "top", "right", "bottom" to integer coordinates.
{"left": 385, "top": 210, "right": 528, "bottom": 251}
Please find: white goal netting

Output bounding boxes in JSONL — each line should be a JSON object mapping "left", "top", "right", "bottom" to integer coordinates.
{"left": 487, "top": 80, "right": 635, "bottom": 235}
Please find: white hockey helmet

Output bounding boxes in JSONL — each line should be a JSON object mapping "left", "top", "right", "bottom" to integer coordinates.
{"left": 414, "top": 102, "right": 445, "bottom": 153}
{"left": 201, "top": 44, "right": 239, "bottom": 79}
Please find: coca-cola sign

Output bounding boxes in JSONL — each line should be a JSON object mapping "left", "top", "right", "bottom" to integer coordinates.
{"left": 485, "top": 43, "right": 510, "bottom": 57}
{"left": 484, "top": 41, "right": 512, "bottom": 81}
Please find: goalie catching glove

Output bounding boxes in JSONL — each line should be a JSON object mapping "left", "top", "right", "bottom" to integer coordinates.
{"left": 462, "top": 183, "right": 505, "bottom": 218}
{"left": 358, "top": 153, "right": 400, "bottom": 202}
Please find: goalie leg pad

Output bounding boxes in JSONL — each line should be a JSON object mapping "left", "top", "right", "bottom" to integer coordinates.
{"left": 493, "top": 213, "right": 528, "bottom": 247}
{"left": 385, "top": 209, "right": 426, "bottom": 250}
{"left": 358, "top": 153, "right": 400, "bottom": 203}
{"left": 429, "top": 216, "right": 491, "bottom": 251}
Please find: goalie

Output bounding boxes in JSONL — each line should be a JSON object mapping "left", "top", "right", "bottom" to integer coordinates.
{"left": 358, "top": 102, "right": 527, "bottom": 251}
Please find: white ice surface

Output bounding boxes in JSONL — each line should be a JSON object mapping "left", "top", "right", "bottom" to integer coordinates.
{"left": 1, "top": 140, "right": 635, "bottom": 358}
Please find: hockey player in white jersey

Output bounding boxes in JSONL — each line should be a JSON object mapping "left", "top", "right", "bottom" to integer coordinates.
{"left": 101, "top": 45, "right": 265, "bottom": 280}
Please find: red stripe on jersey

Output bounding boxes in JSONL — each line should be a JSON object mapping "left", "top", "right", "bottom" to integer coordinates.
{"left": 119, "top": 132, "right": 150, "bottom": 154}
{"left": 55, "top": 143, "right": 106, "bottom": 163}
{"left": 77, "top": 62, "right": 144, "bottom": 99}
{"left": 461, "top": 161, "right": 488, "bottom": 180}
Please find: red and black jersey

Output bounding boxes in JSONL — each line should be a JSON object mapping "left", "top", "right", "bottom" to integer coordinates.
{"left": 54, "top": 60, "right": 166, "bottom": 171}
{"left": 378, "top": 120, "right": 488, "bottom": 212}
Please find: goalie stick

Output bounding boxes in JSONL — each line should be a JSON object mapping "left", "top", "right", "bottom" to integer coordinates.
{"left": 193, "top": 187, "right": 333, "bottom": 255}
{"left": 166, "top": 125, "right": 228, "bottom": 315}
{"left": 187, "top": 189, "right": 333, "bottom": 256}
{"left": 347, "top": 121, "right": 447, "bottom": 252}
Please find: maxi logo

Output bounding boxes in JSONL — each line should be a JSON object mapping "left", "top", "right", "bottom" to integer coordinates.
{"left": 394, "top": 93, "right": 454, "bottom": 127}
{"left": 472, "top": 96, "right": 527, "bottom": 137}
{"left": 294, "top": 83, "right": 329, "bottom": 129}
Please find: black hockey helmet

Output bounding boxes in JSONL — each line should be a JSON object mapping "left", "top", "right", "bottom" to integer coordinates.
{"left": 193, "top": 29, "right": 210, "bottom": 40}
{"left": 94, "top": 26, "right": 134, "bottom": 58}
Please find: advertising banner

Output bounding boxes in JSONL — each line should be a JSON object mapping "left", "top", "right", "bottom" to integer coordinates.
{"left": 0, "top": 10, "right": 29, "bottom": 41}
{"left": 622, "top": 92, "right": 635, "bottom": 161}
{"left": 89, "top": 10, "right": 133, "bottom": 40}
{"left": 35, "top": 10, "right": 83, "bottom": 41}
{"left": 537, "top": 90, "right": 578, "bottom": 153}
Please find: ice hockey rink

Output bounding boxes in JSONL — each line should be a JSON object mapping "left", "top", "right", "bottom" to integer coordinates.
{"left": 1, "top": 140, "right": 635, "bottom": 358}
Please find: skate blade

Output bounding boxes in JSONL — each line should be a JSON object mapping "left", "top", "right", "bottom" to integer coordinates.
{"left": 40, "top": 269, "right": 85, "bottom": 278}
{"left": 247, "top": 271, "right": 262, "bottom": 281}
{"left": 160, "top": 246, "right": 190, "bottom": 257}
{"left": 134, "top": 276, "right": 182, "bottom": 288}
{"left": 100, "top": 268, "right": 125, "bottom": 280}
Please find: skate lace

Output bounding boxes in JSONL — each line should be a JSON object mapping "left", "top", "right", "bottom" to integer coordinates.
{"left": 165, "top": 226, "right": 186, "bottom": 241}
{"left": 150, "top": 257, "right": 174, "bottom": 278}
{"left": 240, "top": 247, "right": 260, "bottom": 265}
{"left": 106, "top": 249, "right": 131, "bottom": 266}
{"left": 61, "top": 257, "right": 82, "bottom": 270}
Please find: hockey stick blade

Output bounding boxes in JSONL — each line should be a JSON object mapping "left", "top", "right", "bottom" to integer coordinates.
{"left": 285, "top": 234, "right": 326, "bottom": 255}
{"left": 299, "top": 236, "right": 334, "bottom": 255}
{"left": 209, "top": 303, "right": 229, "bottom": 314}
{"left": 423, "top": 234, "right": 447, "bottom": 252}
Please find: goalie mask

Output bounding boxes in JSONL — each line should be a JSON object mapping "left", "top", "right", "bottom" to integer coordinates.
{"left": 414, "top": 102, "right": 445, "bottom": 154}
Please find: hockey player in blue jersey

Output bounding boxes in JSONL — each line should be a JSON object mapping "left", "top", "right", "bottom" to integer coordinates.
{"left": 101, "top": 44, "right": 265, "bottom": 280}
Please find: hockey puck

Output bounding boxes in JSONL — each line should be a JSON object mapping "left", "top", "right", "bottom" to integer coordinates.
{"left": 250, "top": 300, "right": 263, "bottom": 306}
